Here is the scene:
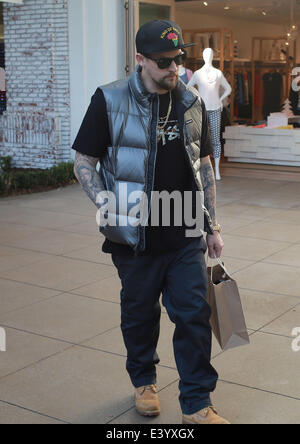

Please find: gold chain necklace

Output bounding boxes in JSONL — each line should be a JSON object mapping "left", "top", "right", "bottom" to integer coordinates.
{"left": 157, "top": 92, "right": 172, "bottom": 145}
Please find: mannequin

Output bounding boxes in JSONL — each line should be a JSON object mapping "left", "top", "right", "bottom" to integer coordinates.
{"left": 188, "top": 48, "right": 232, "bottom": 180}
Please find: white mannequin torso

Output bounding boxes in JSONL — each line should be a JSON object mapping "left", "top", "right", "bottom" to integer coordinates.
{"left": 189, "top": 67, "right": 224, "bottom": 111}
{"left": 188, "top": 48, "right": 231, "bottom": 111}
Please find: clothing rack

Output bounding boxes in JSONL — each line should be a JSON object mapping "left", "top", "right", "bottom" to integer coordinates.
{"left": 251, "top": 37, "right": 297, "bottom": 122}
{"left": 231, "top": 61, "right": 252, "bottom": 122}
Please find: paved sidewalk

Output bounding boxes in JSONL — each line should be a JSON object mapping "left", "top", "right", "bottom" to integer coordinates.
{"left": 0, "top": 176, "right": 299, "bottom": 424}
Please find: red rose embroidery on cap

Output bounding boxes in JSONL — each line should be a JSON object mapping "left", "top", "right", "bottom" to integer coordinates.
{"left": 167, "top": 32, "right": 179, "bottom": 47}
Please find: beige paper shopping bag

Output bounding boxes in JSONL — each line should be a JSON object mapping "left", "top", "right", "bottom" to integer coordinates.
{"left": 207, "top": 258, "right": 250, "bottom": 351}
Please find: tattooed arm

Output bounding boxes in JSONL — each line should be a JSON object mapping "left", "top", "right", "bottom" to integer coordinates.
{"left": 200, "top": 155, "right": 217, "bottom": 226}
{"left": 74, "top": 151, "right": 105, "bottom": 208}
{"left": 200, "top": 156, "right": 224, "bottom": 258}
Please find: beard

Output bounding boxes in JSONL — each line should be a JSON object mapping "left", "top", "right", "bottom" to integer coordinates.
{"left": 153, "top": 74, "right": 179, "bottom": 91}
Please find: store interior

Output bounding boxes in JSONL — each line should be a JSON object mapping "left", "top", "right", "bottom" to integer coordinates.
{"left": 176, "top": 1, "right": 299, "bottom": 120}
{"left": 1, "top": 1, "right": 300, "bottom": 178}
{"left": 141, "top": 0, "right": 300, "bottom": 179}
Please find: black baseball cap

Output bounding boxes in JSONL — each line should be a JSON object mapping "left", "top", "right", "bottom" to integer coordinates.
{"left": 136, "top": 20, "right": 196, "bottom": 55}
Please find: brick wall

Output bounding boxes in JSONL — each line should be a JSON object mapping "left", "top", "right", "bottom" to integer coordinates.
{"left": 0, "top": 0, "right": 71, "bottom": 169}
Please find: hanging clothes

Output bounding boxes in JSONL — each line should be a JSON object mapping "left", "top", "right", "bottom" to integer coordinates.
{"left": 237, "top": 72, "right": 245, "bottom": 105}
{"left": 234, "top": 71, "right": 253, "bottom": 119}
{"left": 244, "top": 73, "right": 250, "bottom": 105}
{"left": 254, "top": 72, "right": 264, "bottom": 108}
{"left": 262, "top": 71, "right": 283, "bottom": 119}
{"left": 289, "top": 85, "right": 300, "bottom": 116}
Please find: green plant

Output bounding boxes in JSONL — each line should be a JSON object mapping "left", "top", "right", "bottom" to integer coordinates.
{"left": 50, "top": 162, "right": 75, "bottom": 184}
{"left": 0, "top": 174, "right": 5, "bottom": 194}
{"left": 0, "top": 161, "right": 76, "bottom": 196}
{"left": 0, "top": 172, "right": 11, "bottom": 194}
{"left": 0, "top": 156, "right": 12, "bottom": 173}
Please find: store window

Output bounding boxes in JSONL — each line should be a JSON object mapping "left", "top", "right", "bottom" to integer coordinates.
{"left": 0, "top": 2, "right": 6, "bottom": 115}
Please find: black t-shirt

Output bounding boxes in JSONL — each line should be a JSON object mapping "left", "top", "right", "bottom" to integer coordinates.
{"left": 72, "top": 88, "right": 213, "bottom": 256}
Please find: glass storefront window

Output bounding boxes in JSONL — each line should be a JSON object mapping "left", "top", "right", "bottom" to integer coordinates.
{"left": 139, "top": 2, "right": 171, "bottom": 26}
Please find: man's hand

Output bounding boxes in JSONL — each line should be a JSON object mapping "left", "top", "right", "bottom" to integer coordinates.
{"left": 207, "top": 232, "right": 224, "bottom": 259}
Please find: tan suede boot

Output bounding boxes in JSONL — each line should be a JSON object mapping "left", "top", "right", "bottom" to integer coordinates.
{"left": 135, "top": 384, "right": 161, "bottom": 417}
{"left": 182, "top": 406, "right": 230, "bottom": 425}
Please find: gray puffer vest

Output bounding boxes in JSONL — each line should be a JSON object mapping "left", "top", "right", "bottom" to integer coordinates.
{"left": 99, "top": 67, "right": 214, "bottom": 253}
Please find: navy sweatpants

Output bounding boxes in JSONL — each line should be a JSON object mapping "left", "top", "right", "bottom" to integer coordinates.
{"left": 111, "top": 237, "right": 218, "bottom": 415}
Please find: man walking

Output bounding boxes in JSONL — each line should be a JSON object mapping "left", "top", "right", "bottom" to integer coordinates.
{"left": 73, "top": 20, "right": 229, "bottom": 425}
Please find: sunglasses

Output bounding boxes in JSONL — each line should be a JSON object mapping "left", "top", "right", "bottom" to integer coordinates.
{"left": 143, "top": 52, "right": 187, "bottom": 70}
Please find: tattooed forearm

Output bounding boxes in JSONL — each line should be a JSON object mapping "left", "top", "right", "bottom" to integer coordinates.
{"left": 200, "top": 157, "right": 217, "bottom": 225}
{"left": 74, "top": 152, "right": 105, "bottom": 208}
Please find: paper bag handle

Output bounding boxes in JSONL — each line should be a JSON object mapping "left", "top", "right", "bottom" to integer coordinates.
{"left": 209, "top": 255, "right": 230, "bottom": 282}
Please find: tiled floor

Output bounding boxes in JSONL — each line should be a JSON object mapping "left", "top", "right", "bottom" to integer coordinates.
{"left": 0, "top": 177, "right": 299, "bottom": 424}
